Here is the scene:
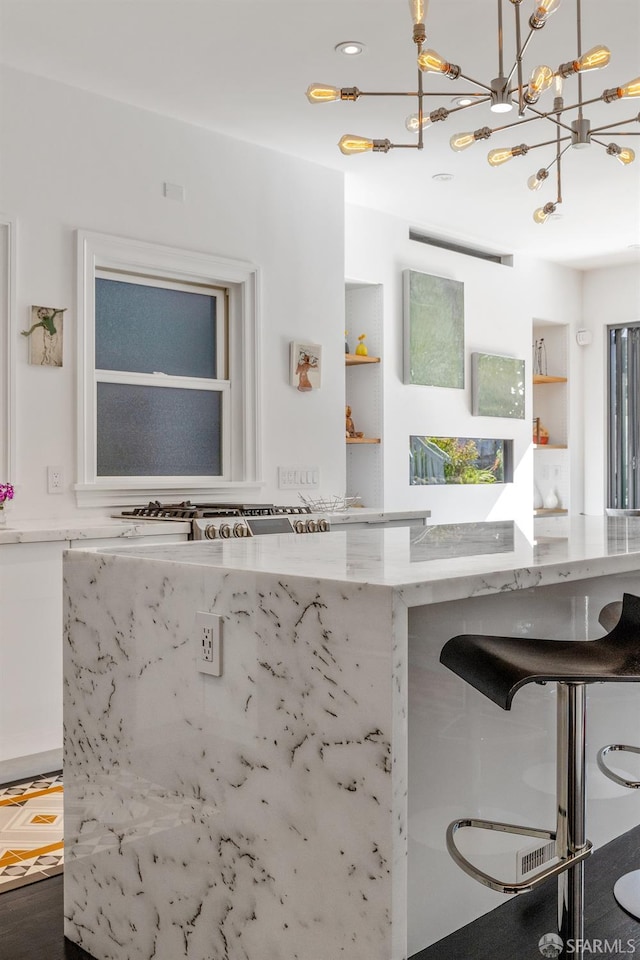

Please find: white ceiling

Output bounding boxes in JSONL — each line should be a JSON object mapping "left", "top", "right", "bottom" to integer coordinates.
{"left": 1, "top": 0, "right": 639, "bottom": 269}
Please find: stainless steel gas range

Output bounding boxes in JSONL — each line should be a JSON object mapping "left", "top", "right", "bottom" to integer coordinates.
{"left": 114, "top": 501, "right": 331, "bottom": 540}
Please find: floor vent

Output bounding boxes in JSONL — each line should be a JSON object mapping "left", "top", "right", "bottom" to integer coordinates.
{"left": 409, "top": 229, "right": 513, "bottom": 266}
{"left": 516, "top": 839, "right": 557, "bottom": 881}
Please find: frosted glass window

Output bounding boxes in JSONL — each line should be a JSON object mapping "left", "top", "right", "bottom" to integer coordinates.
{"left": 97, "top": 383, "right": 222, "bottom": 476}
{"left": 95, "top": 278, "right": 217, "bottom": 378}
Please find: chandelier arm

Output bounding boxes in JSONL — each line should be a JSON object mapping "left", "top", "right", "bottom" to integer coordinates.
{"left": 526, "top": 110, "right": 578, "bottom": 137}
{"left": 576, "top": 0, "right": 584, "bottom": 120}
{"left": 526, "top": 136, "right": 572, "bottom": 152}
{"left": 590, "top": 137, "right": 612, "bottom": 149}
{"left": 591, "top": 119, "right": 640, "bottom": 134}
{"left": 515, "top": 0, "right": 524, "bottom": 116}
{"left": 356, "top": 91, "right": 421, "bottom": 97}
{"left": 417, "top": 64, "right": 424, "bottom": 150}
{"left": 487, "top": 112, "right": 551, "bottom": 136}
{"left": 458, "top": 75, "right": 494, "bottom": 93}
{"left": 447, "top": 98, "right": 492, "bottom": 115}
{"left": 556, "top": 108, "right": 563, "bottom": 205}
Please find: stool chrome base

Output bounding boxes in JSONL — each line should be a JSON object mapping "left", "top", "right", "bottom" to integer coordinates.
{"left": 613, "top": 870, "right": 640, "bottom": 920}
{"left": 447, "top": 818, "right": 592, "bottom": 895}
{"left": 597, "top": 743, "right": 640, "bottom": 921}
{"left": 597, "top": 744, "right": 640, "bottom": 789}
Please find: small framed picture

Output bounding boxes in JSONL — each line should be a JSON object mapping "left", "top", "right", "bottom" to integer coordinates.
{"left": 290, "top": 341, "right": 322, "bottom": 392}
{"left": 25, "top": 305, "right": 65, "bottom": 367}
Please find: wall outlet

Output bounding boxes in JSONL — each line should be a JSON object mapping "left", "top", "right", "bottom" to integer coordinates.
{"left": 196, "top": 611, "right": 222, "bottom": 676}
{"left": 47, "top": 466, "right": 64, "bottom": 494}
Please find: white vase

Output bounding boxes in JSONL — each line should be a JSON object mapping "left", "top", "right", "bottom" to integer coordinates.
{"left": 0, "top": 508, "right": 6, "bottom": 526}
{"left": 543, "top": 489, "right": 559, "bottom": 510}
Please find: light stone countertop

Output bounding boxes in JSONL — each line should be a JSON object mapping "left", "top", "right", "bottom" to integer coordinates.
{"left": 0, "top": 508, "right": 429, "bottom": 545}
{"left": 0, "top": 516, "right": 191, "bottom": 544}
{"left": 72, "top": 515, "right": 640, "bottom": 608}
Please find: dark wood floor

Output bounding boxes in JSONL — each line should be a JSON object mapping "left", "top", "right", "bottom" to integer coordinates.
{"left": 1, "top": 827, "right": 640, "bottom": 960}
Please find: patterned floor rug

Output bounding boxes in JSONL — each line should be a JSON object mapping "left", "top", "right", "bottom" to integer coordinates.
{"left": 0, "top": 771, "right": 63, "bottom": 893}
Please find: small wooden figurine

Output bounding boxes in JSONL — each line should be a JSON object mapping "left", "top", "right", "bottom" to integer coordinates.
{"left": 346, "top": 405, "right": 364, "bottom": 439}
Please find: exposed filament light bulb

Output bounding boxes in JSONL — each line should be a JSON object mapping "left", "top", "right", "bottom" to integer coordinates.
{"left": 406, "top": 113, "right": 432, "bottom": 133}
{"left": 449, "top": 131, "right": 476, "bottom": 152}
{"left": 417, "top": 48, "right": 460, "bottom": 78}
{"left": 618, "top": 77, "right": 640, "bottom": 98}
{"left": 577, "top": 45, "right": 610, "bottom": 72}
{"left": 533, "top": 202, "right": 557, "bottom": 224}
{"left": 338, "top": 135, "right": 373, "bottom": 156}
{"left": 306, "top": 84, "right": 341, "bottom": 104}
{"left": 530, "top": 0, "right": 562, "bottom": 29}
{"left": 488, "top": 144, "right": 528, "bottom": 166}
{"left": 408, "top": 0, "right": 427, "bottom": 24}
{"left": 607, "top": 143, "right": 636, "bottom": 165}
{"left": 524, "top": 65, "right": 554, "bottom": 104}
{"left": 560, "top": 45, "right": 611, "bottom": 77}
{"left": 527, "top": 168, "right": 549, "bottom": 191}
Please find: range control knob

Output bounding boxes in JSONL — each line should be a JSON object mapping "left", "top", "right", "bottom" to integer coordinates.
{"left": 233, "top": 523, "right": 248, "bottom": 538}
{"left": 306, "top": 519, "right": 318, "bottom": 532}
{"left": 318, "top": 519, "right": 330, "bottom": 532}
{"left": 294, "top": 520, "right": 306, "bottom": 534}
{"left": 219, "top": 523, "right": 232, "bottom": 539}
{"left": 204, "top": 524, "right": 218, "bottom": 540}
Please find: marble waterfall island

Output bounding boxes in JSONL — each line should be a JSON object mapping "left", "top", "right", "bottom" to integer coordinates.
{"left": 63, "top": 519, "right": 640, "bottom": 960}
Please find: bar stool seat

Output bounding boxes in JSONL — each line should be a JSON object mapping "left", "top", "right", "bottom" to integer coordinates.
{"left": 595, "top": 598, "right": 640, "bottom": 921}
{"left": 440, "top": 591, "right": 640, "bottom": 711}
{"left": 439, "top": 592, "right": 640, "bottom": 951}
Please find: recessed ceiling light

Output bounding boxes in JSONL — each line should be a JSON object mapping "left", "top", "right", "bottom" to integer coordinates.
{"left": 335, "top": 41, "right": 365, "bottom": 56}
{"left": 452, "top": 95, "right": 483, "bottom": 107}
{"left": 432, "top": 172, "right": 454, "bottom": 182}
{"left": 628, "top": 243, "right": 640, "bottom": 250}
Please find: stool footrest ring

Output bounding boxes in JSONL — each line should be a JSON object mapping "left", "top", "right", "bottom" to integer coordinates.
{"left": 446, "top": 818, "right": 592, "bottom": 895}
{"left": 597, "top": 744, "right": 640, "bottom": 789}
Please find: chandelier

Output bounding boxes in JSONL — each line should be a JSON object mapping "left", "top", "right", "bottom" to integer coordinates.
{"left": 306, "top": 0, "right": 640, "bottom": 224}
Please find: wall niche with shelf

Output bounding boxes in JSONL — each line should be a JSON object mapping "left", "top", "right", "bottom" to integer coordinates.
{"left": 345, "top": 282, "right": 383, "bottom": 508}
{"left": 532, "top": 321, "right": 569, "bottom": 517}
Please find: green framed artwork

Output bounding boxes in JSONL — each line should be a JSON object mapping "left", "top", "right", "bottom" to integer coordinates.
{"left": 403, "top": 270, "right": 464, "bottom": 388}
{"left": 471, "top": 352, "right": 525, "bottom": 419}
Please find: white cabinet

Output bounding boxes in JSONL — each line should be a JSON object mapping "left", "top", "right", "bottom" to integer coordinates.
{"left": 0, "top": 527, "right": 189, "bottom": 781}
{"left": 0, "top": 542, "right": 64, "bottom": 776}
{"left": 345, "top": 282, "right": 383, "bottom": 509}
{"left": 533, "top": 322, "right": 569, "bottom": 517}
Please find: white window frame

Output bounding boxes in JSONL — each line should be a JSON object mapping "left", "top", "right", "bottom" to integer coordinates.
{"left": 76, "top": 230, "right": 262, "bottom": 508}
{"left": 0, "top": 215, "right": 16, "bottom": 484}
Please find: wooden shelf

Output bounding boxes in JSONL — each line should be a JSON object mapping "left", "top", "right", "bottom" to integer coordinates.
{"left": 345, "top": 353, "right": 381, "bottom": 366}
{"left": 534, "top": 444, "right": 568, "bottom": 450}
{"left": 533, "top": 374, "right": 567, "bottom": 384}
{"left": 346, "top": 437, "right": 381, "bottom": 444}
{"left": 534, "top": 508, "right": 568, "bottom": 517}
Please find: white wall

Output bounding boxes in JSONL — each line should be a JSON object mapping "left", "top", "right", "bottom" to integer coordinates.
{"left": 0, "top": 66, "right": 346, "bottom": 518}
{"left": 346, "top": 204, "right": 584, "bottom": 526}
{"left": 582, "top": 263, "right": 640, "bottom": 515}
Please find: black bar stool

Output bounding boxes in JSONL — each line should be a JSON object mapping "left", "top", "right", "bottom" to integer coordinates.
{"left": 439, "top": 592, "right": 640, "bottom": 954}
{"left": 595, "top": 598, "right": 640, "bottom": 920}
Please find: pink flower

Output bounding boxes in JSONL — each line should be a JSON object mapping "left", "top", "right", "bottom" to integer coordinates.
{"left": 0, "top": 483, "right": 14, "bottom": 504}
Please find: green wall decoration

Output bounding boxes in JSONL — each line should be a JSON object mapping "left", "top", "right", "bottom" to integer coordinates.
{"left": 471, "top": 352, "right": 526, "bottom": 419}
{"left": 403, "top": 270, "right": 464, "bottom": 388}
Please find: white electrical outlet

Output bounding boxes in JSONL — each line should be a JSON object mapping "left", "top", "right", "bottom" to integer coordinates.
{"left": 196, "top": 611, "right": 223, "bottom": 676}
{"left": 47, "top": 466, "right": 64, "bottom": 494}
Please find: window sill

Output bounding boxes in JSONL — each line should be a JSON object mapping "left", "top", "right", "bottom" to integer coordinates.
{"left": 74, "top": 481, "right": 265, "bottom": 510}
